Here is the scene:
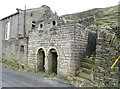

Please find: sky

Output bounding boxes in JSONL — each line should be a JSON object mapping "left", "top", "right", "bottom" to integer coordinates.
{"left": 0, "top": 0, "right": 119, "bottom": 19}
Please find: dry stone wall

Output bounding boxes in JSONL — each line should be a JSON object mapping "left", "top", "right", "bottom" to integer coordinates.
{"left": 94, "top": 29, "right": 119, "bottom": 87}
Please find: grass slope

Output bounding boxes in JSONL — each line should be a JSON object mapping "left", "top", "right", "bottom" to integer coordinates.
{"left": 62, "top": 5, "right": 119, "bottom": 27}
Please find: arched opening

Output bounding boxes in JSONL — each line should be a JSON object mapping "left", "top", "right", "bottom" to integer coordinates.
{"left": 48, "top": 48, "right": 58, "bottom": 74}
{"left": 37, "top": 48, "right": 45, "bottom": 72}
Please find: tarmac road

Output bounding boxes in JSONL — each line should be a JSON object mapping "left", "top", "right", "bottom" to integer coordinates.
{"left": 2, "top": 67, "right": 73, "bottom": 87}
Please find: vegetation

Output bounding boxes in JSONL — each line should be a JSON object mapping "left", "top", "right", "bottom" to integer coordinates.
{"left": 62, "top": 4, "right": 120, "bottom": 38}
{"left": 2, "top": 5, "right": 119, "bottom": 87}
{"left": 2, "top": 59, "right": 18, "bottom": 69}
{"left": 62, "top": 5, "right": 119, "bottom": 27}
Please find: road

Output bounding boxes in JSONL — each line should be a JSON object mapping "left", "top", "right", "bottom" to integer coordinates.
{"left": 2, "top": 67, "right": 73, "bottom": 87}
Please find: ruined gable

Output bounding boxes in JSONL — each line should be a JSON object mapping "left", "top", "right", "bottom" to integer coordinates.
{"left": 27, "top": 7, "right": 89, "bottom": 76}
{"left": 1, "top": 5, "right": 97, "bottom": 77}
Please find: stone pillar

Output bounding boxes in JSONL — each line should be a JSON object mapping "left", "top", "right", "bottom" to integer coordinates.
{"left": 45, "top": 56, "right": 49, "bottom": 73}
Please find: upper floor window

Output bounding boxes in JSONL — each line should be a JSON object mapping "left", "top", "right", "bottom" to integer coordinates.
{"left": 32, "top": 21, "right": 36, "bottom": 29}
{"left": 38, "top": 23, "right": 44, "bottom": 31}
{"left": 5, "top": 21, "right": 10, "bottom": 40}
{"left": 40, "top": 24, "right": 43, "bottom": 28}
{"left": 52, "top": 21, "right": 56, "bottom": 26}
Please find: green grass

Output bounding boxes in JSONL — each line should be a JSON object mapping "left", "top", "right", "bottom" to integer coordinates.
{"left": 62, "top": 5, "right": 118, "bottom": 28}
{"left": 2, "top": 59, "right": 18, "bottom": 69}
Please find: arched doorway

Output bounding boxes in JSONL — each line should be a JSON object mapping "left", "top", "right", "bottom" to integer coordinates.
{"left": 37, "top": 48, "right": 45, "bottom": 72}
{"left": 48, "top": 48, "right": 58, "bottom": 74}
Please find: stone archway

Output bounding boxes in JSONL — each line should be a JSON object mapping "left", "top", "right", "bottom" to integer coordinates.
{"left": 48, "top": 48, "right": 58, "bottom": 74}
{"left": 37, "top": 48, "right": 45, "bottom": 72}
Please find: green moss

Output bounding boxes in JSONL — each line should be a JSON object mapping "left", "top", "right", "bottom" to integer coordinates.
{"left": 114, "top": 38, "right": 120, "bottom": 42}
{"left": 57, "top": 74, "right": 67, "bottom": 80}
{"left": 84, "top": 59, "right": 95, "bottom": 64}
{"left": 42, "top": 73, "right": 57, "bottom": 78}
{"left": 27, "top": 66, "right": 36, "bottom": 73}
{"left": 82, "top": 67, "right": 93, "bottom": 74}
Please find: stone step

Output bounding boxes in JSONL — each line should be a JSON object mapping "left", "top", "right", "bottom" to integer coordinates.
{"left": 81, "top": 67, "right": 93, "bottom": 74}
{"left": 84, "top": 59, "right": 95, "bottom": 64}
{"left": 78, "top": 72, "right": 91, "bottom": 80}
{"left": 81, "top": 62, "right": 94, "bottom": 69}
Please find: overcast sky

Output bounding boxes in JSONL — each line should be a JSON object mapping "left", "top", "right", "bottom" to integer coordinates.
{"left": 0, "top": 0, "right": 119, "bottom": 19}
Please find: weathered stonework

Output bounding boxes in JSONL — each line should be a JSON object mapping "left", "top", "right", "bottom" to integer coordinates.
{"left": 0, "top": 5, "right": 90, "bottom": 76}
{"left": 94, "top": 28, "right": 119, "bottom": 87}
{"left": 28, "top": 22, "right": 88, "bottom": 76}
{"left": 0, "top": 21, "right": 2, "bottom": 61}
{"left": 1, "top": 5, "right": 118, "bottom": 87}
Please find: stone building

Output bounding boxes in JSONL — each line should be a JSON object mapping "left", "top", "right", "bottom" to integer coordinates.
{"left": 0, "top": 5, "right": 96, "bottom": 76}
{"left": 1, "top": 5, "right": 119, "bottom": 87}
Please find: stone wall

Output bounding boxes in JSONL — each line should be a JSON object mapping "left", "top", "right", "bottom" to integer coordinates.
{"left": 1, "top": 14, "right": 28, "bottom": 70}
{"left": 0, "top": 21, "right": 2, "bottom": 60}
{"left": 27, "top": 21, "right": 88, "bottom": 76}
{"left": 1, "top": 5, "right": 93, "bottom": 77}
{"left": 65, "top": 16, "right": 95, "bottom": 27}
{"left": 1, "top": 5, "right": 54, "bottom": 69}
{"left": 78, "top": 16, "right": 95, "bottom": 27}
{"left": 94, "top": 29, "right": 119, "bottom": 87}
{"left": 2, "top": 14, "right": 19, "bottom": 60}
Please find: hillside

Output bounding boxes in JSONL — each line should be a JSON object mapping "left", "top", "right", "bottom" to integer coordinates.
{"left": 62, "top": 5, "right": 119, "bottom": 27}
